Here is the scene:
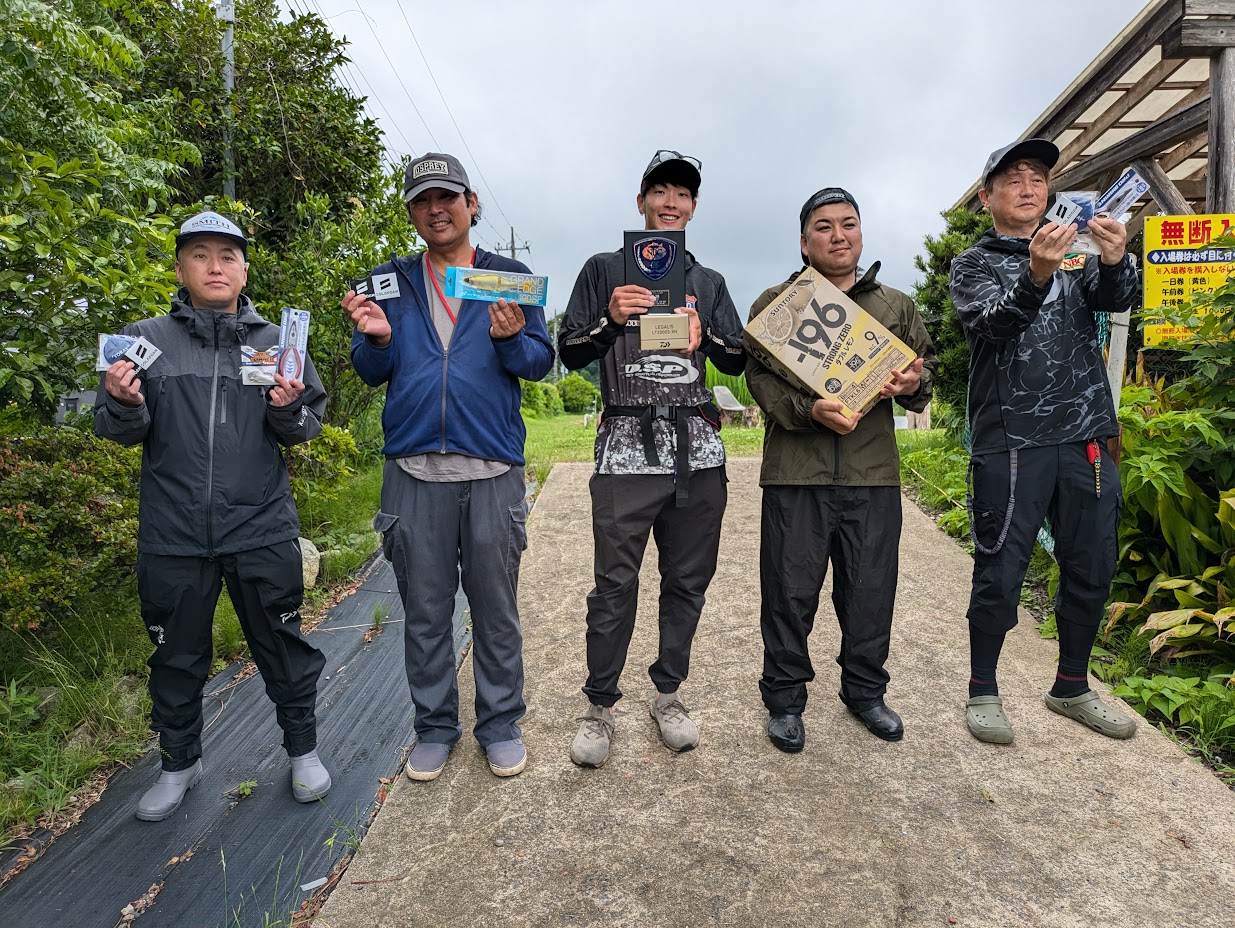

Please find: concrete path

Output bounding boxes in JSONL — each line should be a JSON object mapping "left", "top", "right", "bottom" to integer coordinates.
{"left": 315, "top": 460, "right": 1235, "bottom": 928}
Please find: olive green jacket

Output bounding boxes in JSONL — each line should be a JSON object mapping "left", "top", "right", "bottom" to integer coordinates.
{"left": 745, "top": 262, "right": 936, "bottom": 487}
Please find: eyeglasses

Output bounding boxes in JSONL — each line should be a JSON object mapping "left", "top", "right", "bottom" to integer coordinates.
{"left": 651, "top": 149, "right": 702, "bottom": 171}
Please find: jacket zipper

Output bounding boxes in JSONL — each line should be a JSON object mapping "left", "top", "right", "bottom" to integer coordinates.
{"left": 440, "top": 349, "right": 449, "bottom": 452}
{"left": 205, "top": 316, "right": 221, "bottom": 556}
{"left": 220, "top": 378, "right": 227, "bottom": 425}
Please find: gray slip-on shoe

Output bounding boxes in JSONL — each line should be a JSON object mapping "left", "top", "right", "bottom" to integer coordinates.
{"left": 405, "top": 740, "right": 451, "bottom": 781}
{"left": 290, "top": 749, "right": 332, "bottom": 802}
{"left": 136, "top": 760, "right": 203, "bottom": 822}
{"left": 966, "top": 695, "right": 1014, "bottom": 744}
{"left": 485, "top": 739, "right": 527, "bottom": 777}
{"left": 650, "top": 690, "right": 699, "bottom": 753}
{"left": 1044, "top": 690, "right": 1137, "bottom": 739}
{"left": 570, "top": 703, "right": 615, "bottom": 768}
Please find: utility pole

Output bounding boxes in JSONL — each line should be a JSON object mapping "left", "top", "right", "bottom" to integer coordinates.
{"left": 217, "top": 0, "right": 236, "bottom": 200}
{"left": 496, "top": 226, "right": 531, "bottom": 260}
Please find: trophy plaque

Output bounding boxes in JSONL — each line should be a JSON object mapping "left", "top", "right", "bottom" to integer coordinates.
{"left": 625, "top": 230, "right": 690, "bottom": 350}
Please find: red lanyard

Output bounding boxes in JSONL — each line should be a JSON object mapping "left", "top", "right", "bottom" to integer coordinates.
{"left": 427, "top": 249, "right": 476, "bottom": 324}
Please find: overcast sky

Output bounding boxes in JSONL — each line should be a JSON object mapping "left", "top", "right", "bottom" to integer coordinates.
{"left": 304, "top": 0, "right": 1148, "bottom": 314}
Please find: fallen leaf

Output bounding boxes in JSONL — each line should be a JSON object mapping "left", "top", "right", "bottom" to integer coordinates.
{"left": 979, "top": 789, "right": 995, "bottom": 803}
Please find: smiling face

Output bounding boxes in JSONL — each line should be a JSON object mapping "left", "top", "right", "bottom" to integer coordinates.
{"left": 801, "top": 202, "right": 862, "bottom": 284}
{"left": 979, "top": 160, "right": 1050, "bottom": 237}
{"left": 637, "top": 182, "right": 696, "bottom": 231}
{"left": 407, "top": 187, "right": 477, "bottom": 252}
{"left": 175, "top": 236, "right": 247, "bottom": 312}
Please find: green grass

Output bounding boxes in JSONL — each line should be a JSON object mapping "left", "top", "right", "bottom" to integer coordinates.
{"left": 523, "top": 413, "right": 766, "bottom": 486}
{"left": 0, "top": 462, "right": 385, "bottom": 845}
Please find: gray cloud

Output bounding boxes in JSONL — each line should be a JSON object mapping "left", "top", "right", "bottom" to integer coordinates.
{"left": 314, "top": 0, "right": 1146, "bottom": 313}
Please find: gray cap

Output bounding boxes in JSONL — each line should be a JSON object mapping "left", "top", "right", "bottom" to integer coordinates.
{"left": 403, "top": 152, "right": 470, "bottom": 203}
{"left": 982, "top": 138, "right": 1059, "bottom": 185}
{"left": 175, "top": 211, "right": 247, "bottom": 257}
{"left": 799, "top": 187, "right": 860, "bottom": 230}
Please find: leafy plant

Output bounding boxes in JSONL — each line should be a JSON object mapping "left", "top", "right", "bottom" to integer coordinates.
{"left": 556, "top": 372, "right": 600, "bottom": 414}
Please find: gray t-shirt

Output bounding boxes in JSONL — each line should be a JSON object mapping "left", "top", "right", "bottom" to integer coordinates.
{"left": 396, "top": 259, "right": 510, "bottom": 483}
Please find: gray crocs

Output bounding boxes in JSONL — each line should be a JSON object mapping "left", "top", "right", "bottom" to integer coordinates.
{"left": 1044, "top": 690, "right": 1137, "bottom": 740}
{"left": 966, "top": 695, "right": 1014, "bottom": 744}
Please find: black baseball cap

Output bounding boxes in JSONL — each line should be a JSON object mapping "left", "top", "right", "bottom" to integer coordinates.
{"left": 982, "top": 138, "right": 1059, "bottom": 186}
{"left": 175, "top": 211, "right": 248, "bottom": 258}
{"left": 799, "top": 188, "right": 860, "bottom": 230}
{"left": 403, "top": 152, "right": 471, "bottom": 202}
{"left": 641, "top": 149, "right": 702, "bottom": 196}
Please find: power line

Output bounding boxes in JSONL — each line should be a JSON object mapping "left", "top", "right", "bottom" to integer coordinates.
{"left": 391, "top": 3, "right": 515, "bottom": 233}
{"left": 358, "top": 17, "right": 441, "bottom": 150}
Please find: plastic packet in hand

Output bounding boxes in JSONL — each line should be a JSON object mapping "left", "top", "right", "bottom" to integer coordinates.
{"left": 97, "top": 333, "right": 136, "bottom": 371}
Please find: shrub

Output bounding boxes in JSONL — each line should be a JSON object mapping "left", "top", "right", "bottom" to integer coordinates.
{"left": 0, "top": 429, "right": 140, "bottom": 631}
{"left": 521, "top": 379, "right": 562, "bottom": 418}
{"left": 286, "top": 422, "right": 360, "bottom": 514}
{"left": 556, "top": 372, "right": 600, "bottom": 413}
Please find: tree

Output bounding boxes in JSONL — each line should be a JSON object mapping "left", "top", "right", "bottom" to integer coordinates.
{"left": 0, "top": 0, "right": 194, "bottom": 429}
{"left": 111, "top": 0, "right": 385, "bottom": 248}
{"left": 556, "top": 372, "right": 600, "bottom": 413}
{"left": 912, "top": 205, "right": 992, "bottom": 435}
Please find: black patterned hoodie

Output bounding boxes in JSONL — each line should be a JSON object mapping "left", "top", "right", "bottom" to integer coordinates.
{"left": 949, "top": 229, "right": 1138, "bottom": 454}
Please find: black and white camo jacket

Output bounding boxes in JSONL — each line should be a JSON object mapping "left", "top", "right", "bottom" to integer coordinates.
{"left": 949, "top": 228, "right": 1138, "bottom": 454}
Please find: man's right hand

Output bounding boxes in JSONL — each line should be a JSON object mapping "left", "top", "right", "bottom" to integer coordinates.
{"left": 607, "top": 285, "right": 655, "bottom": 325}
{"left": 341, "top": 290, "right": 391, "bottom": 345}
{"left": 811, "top": 398, "right": 861, "bottom": 435}
{"left": 104, "top": 360, "right": 145, "bottom": 407}
{"left": 1028, "top": 221, "right": 1078, "bottom": 287}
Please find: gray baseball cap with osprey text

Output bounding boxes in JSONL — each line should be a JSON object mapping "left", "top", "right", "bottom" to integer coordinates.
{"left": 403, "top": 152, "right": 471, "bottom": 202}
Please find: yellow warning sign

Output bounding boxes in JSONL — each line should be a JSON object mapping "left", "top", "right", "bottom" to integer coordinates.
{"left": 1142, "top": 214, "right": 1235, "bottom": 346}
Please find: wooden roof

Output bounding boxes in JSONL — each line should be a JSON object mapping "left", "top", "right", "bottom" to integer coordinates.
{"left": 954, "top": 0, "right": 1235, "bottom": 233}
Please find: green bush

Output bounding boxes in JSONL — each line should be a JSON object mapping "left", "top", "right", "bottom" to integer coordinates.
{"left": 0, "top": 429, "right": 140, "bottom": 631}
{"left": 286, "top": 422, "right": 360, "bottom": 515}
{"left": 520, "top": 379, "right": 562, "bottom": 418}
{"left": 556, "top": 372, "right": 600, "bottom": 413}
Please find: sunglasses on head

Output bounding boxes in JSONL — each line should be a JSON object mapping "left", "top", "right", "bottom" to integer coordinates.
{"left": 651, "top": 149, "right": 702, "bottom": 171}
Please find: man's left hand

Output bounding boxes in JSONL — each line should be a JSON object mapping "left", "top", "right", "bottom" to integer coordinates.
{"left": 1087, "top": 216, "right": 1127, "bottom": 266}
{"left": 674, "top": 303, "right": 702, "bottom": 356}
{"left": 268, "top": 373, "right": 304, "bottom": 407}
{"left": 489, "top": 299, "right": 526, "bottom": 338}
{"left": 879, "top": 358, "right": 926, "bottom": 398}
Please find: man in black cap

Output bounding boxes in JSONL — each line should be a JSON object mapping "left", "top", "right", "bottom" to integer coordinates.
{"left": 343, "top": 153, "right": 553, "bottom": 782}
{"left": 558, "top": 149, "right": 745, "bottom": 767}
{"left": 950, "top": 139, "right": 1139, "bottom": 744}
{"left": 746, "top": 188, "right": 935, "bottom": 751}
{"left": 96, "top": 211, "right": 331, "bottom": 820}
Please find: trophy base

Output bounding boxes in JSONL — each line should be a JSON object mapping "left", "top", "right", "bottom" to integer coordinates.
{"left": 639, "top": 313, "right": 691, "bottom": 351}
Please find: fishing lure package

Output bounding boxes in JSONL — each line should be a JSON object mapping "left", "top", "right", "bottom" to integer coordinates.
{"left": 443, "top": 268, "right": 549, "bottom": 307}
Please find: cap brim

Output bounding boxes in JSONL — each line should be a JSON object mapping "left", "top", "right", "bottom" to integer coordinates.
{"left": 175, "top": 231, "right": 248, "bottom": 254}
{"left": 403, "top": 180, "right": 467, "bottom": 203}
{"left": 986, "top": 139, "right": 1060, "bottom": 183}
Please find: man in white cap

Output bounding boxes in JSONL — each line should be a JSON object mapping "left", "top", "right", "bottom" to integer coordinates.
{"left": 96, "top": 211, "right": 331, "bottom": 820}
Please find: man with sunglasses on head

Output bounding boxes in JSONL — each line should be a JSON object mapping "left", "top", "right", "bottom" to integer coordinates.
{"left": 343, "top": 153, "right": 554, "bottom": 782}
{"left": 558, "top": 149, "right": 745, "bottom": 767}
{"left": 746, "top": 188, "right": 935, "bottom": 752}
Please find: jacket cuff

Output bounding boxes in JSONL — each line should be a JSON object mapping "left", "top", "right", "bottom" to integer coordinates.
{"left": 105, "top": 391, "right": 146, "bottom": 417}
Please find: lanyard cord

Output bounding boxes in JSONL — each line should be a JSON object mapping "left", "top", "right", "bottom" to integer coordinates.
{"left": 426, "top": 248, "right": 476, "bottom": 324}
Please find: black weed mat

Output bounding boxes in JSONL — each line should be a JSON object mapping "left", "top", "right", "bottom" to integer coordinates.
{"left": 0, "top": 558, "right": 470, "bottom": 928}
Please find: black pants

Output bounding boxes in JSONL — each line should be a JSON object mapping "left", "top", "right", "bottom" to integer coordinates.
{"left": 759, "top": 485, "right": 902, "bottom": 714}
{"left": 582, "top": 467, "right": 727, "bottom": 707}
{"left": 137, "top": 540, "right": 326, "bottom": 771}
{"left": 967, "top": 441, "right": 1121, "bottom": 634}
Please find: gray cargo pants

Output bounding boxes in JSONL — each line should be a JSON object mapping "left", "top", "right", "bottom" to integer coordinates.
{"left": 375, "top": 462, "right": 528, "bottom": 747}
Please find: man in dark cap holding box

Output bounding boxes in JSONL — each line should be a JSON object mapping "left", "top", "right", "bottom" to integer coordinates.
{"left": 746, "top": 187, "right": 935, "bottom": 752}
{"left": 950, "top": 138, "right": 1139, "bottom": 744}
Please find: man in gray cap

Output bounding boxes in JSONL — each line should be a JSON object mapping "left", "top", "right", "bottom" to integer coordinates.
{"left": 558, "top": 149, "right": 746, "bottom": 767}
{"left": 950, "top": 139, "right": 1139, "bottom": 744}
{"left": 96, "top": 211, "right": 331, "bottom": 820}
{"left": 746, "top": 187, "right": 935, "bottom": 751}
{"left": 343, "top": 153, "right": 553, "bottom": 782}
